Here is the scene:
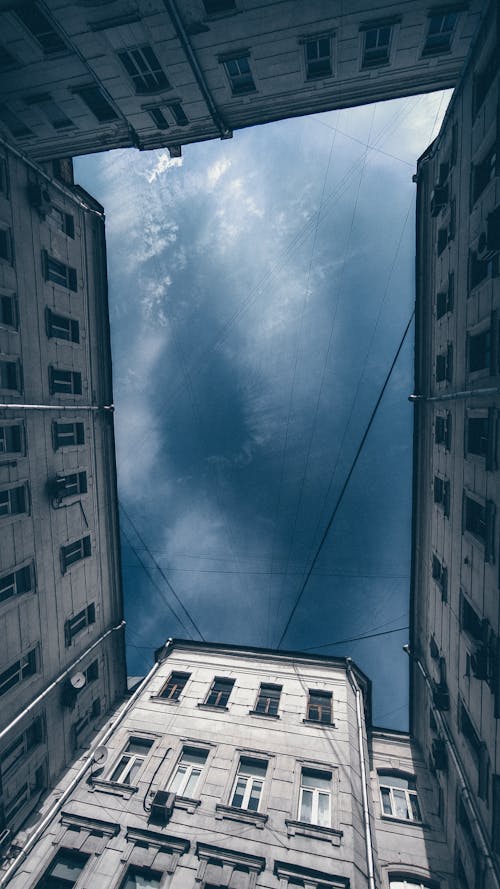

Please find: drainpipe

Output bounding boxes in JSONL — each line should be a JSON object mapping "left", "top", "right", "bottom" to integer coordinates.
{"left": 163, "top": 0, "right": 231, "bottom": 140}
{"left": 0, "top": 639, "right": 173, "bottom": 888}
{"left": 0, "top": 621, "right": 126, "bottom": 745}
{"left": 346, "top": 659, "right": 376, "bottom": 889}
{"left": 0, "top": 404, "right": 113, "bottom": 411}
{"left": 409, "top": 387, "right": 500, "bottom": 402}
{"left": 404, "top": 646, "right": 500, "bottom": 889}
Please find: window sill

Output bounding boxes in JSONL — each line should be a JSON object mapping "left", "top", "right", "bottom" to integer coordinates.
{"left": 380, "top": 814, "right": 425, "bottom": 828}
{"left": 285, "top": 819, "right": 343, "bottom": 845}
{"left": 302, "top": 719, "right": 336, "bottom": 728}
{"left": 248, "top": 710, "right": 280, "bottom": 719}
{"left": 150, "top": 695, "right": 179, "bottom": 705}
{"left": 173, "top": 795, "right": 201, "bottom": 814}
{"left": 197, "top": 703, "right": 229, "bottom": 712}
{"left": 215, "top": 803, "right": 268, "bottom": 829}
{"left": 90, "top": 779, "right": 138, "bottom": 799}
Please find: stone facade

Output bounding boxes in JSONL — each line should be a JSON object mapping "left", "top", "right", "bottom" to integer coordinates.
{"left": 411, "top": 0, "right": 500, "bottom": 886}
{"left": 0, "top": 0, "right": 483, "bottom": 162}
{"left": 0, "top": 137, "right": 126, "bottom": 843}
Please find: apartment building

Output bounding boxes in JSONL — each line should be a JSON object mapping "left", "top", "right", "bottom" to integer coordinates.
{"left": 0, "top": 136, "right": 126, "bottom": 846}
{"left": 0, "top": 639, "right": 453, "bottom": 889}
{"left": 0, "top": 0, "right": 483, "bottom": 162}
{"left": 411, "top": 1, "right": 500, "bottom": 886}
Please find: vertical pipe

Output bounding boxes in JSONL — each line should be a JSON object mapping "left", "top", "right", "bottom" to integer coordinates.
{"left": 346, "top": 659, "right": 376, "bottom": 889}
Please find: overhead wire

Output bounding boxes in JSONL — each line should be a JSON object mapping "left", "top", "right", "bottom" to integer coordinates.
{"left": 300, "top": 625, "right": 409, "bottom": 651}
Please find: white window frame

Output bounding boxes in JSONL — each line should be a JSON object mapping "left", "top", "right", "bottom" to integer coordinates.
{"left": 168, "top": 746, "right": 208, "bottom": 797}
{"left": 298, "top": 767, "right": 332, "bottom": 827}
{"left": 109, "top": 736, "right": 153, "bottom": 785}
{"left": 230, "top": 757, "right": 267, "bottom": 812}
{"left": 378, "top": 773, "right": 421, "bottom": 822}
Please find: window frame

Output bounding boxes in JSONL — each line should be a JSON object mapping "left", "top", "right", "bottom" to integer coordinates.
{"left": 463, "top": 490, "right": 495, "bottom": 560}
{"left": 220, "top": 52, "right": 256, "bottom": 95}
{"left": 422, "top": 10, "right": 458, "bottom": 57}
{"left": 60, "top": 535, "right": 91, "bottom": 573}
{"left": 202, "top": 676, "right": 235, "bottom": 709}
{"left": 252, "top": 682, "right": 282, "bottom": 717}
{"left": 14, "top": 5, "right": 69, "bottom": 56}
{"left": 361, "top": 24, "right": 393, "bottom": 68}
{"left": 0, "top": 224, "right": 13, "bottom": 264}
{"left": 378, "top": 771, "right": 422, "bottom": 823}
{"left": 45, "top": 308, "right": 80, "bottom": 343}
{"left": 229, "top": 755, "right": 268, "bottom": 813}
{"left": 52, "top": 420, "right": 85, "bottom": 450}
{"left": 0, "top": 420, "right": 24, "bottom": 455}
{"left": 0, "top": 483, "right": 29, "bottom": 520}
{"left": 117, "top": 45, "right": 170, "bottom": 94}
{"left": 118, "top": 864, "right": 164, "bottom": 889}
{"left": 73, "top": 84, "right": 119, "bottom": 123}
{"left": 0, "top": 561, "right": 35, "bottom": 605}
{"left": 302, "top": 33, "right": 333, "bottom": 80}
{"left": 0, "top": 291, "right": 17, "bottom": 329}
{"left": 298, "top": 765, "right": 333, "bottom": 828}
{"left": 0, "top": 646, "right": 38, "bottom": 698}
{"left": 167, "top": 745, "right": 209, "bottom": 798}
{"left": 306, "top": 689, "right": 333, "bottom": 724}
{"left": 33, "top": 847, "right": 90, "bottom": 889}
{"left": 42, "top": 250, "right": 77, "bottom": 291}
{"left": 159, "top": 670, "right": 190, "bottom": 702}
{"left": 64, "top": 603, "right": 95, "bottom": 647}
{"left": 108, "top": 736, "right": 155, "bottom": 786}
{"left": 49, "top": 367, "right": 82, "bottom": 396}
{"left": 0, "top": 357, "right": 22, "bottom": 393}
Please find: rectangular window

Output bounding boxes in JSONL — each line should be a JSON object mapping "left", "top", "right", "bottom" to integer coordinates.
{"left": 64, "top": 603, "right": 95, "bottom": 646}
{"left": 435, "top": 344, "right": 453, "bottom": 383}
{"left": 473, "top": 47, "right": 499, "bottom": 116}
{"left": 53, "top": 421, "right": 84, "bottom": 449}
{"left": 304, "top": 36, "right": 332, "bottom": 78}
{"left": 0, "top": 484, "right": 27, "bottom": 519}
{"left": 254, "top": 683, "right": 281, "bottom": 716}
{"left": 1, "top": 715, "right": 43, "bottom": 778}
{"left": 0, "top": 648, "right": 37, "bottom": 697}
{"left": 468, "top": 328, "right": 491, "bottom": 373}
{"left": 460, "top": 593, "right": 484, "bottom": 642}
{"left": 72, "top": 698, "right": 101, "bottom": 748}
{"left": 433, "top": 476, "right": 450, "bottom": 517}
{"left": 169, "top": 102, "right": 188, "bottom": 126}
{"left": 5, "top": 762, "right": 46, "bottom": 823}
{"left": 26, "top": 93, "right": 73, "bottom": 130}
{"left": 168, "top": 746, "right": 208, "bottom": 796}
{"left": 0, "top": 104, "right": 32, "bottom": 139}
{"left": 299, "top": 767, "right": 332, "bottom": 827}
{"left": 74, "top": 85, "right": 118, "bottom": 122}
{"left": 57, "top": 470, "right": 88, "bottom": 497}
{"left": 85, "top": 660, "right": 99, "bottom": 684}
{"left": 422, "top": 12, "right": 457, "bottom": 56}
{"left": 467, "top": 415, "right": 489, "bottom": 458}
{"left": 459, "top": 700, "right": 481, "bottom": 761}
{"left": 147, "top": 107, "right": 169, "bottom": 130}
{"left": 0, "top": 359, "right": 21, "bottom": 391}
{"left": 34, "top": 848, "right": 89, "bottom": 889}
{"left": 432, "top": 554, "right": 448, "bottom": 601}
{"left": 118, "top": 46, "right": 169, "bottom": 93}
{"left": 434, "top": 411, "right": 452, "bottom": 449}
{"left": 119, "top": 866, "right": 162, "bottom": 889}
{"left": 160, "top": 671, "right": 190, "bottom": 701}
{"left": 46, "top": 309, "right": 79, "bottom": 343}
{"left": 307, "top": 690, "right": 332, "bottom": 724}
{"left": 49, "top": 206, "right": 75, "bottom": 238}
{"left": 110, "top": 737, "right": 153, "bottom": 785}
{"left": 362, "top": 26, "right": 391, "bottom": 67}
{"left": 61, "top": 535, "right": 91, "bottom": 572}
{"left": 0, "top": 423, "right": 22, "bottom": 454}
{"left": 469, "top": 251, "right": 489, "bottom": 290}
{"left": 231, "top": 757, "right": 267, "bottom": 812}
{"left": 16, "top": 5, "right": 67, "bottom": 54}
{"left": 0, "top": 227, "right": 12, "bottom": 263}
{"left": 223, "top": 56, "right": 256, "bottom": 94}
{"left": 0, "top": 293, "right": 16, "bottom": 327}
{"left": 472, "top": 144, "right": 497, "bottom": 204}
{"left": 0, "top": 564, "right": 33, "bottom": 604}
{"left": 437, "top": 225, "right": 448, "bottom": 255}
{"left": 0, "top": 156, "right": 8, "bottom": 196}
{"left": 379, "top": 773, "right": 421, "bottom": 821}
{"left": 205, "top": 677, "right": 234, "bottom": 707}
{"left": 49, "top": 368, "right": 82, "bottom": 395}
{"left": 436, "top": 272, "right": 454, "bottom": 318}
{"left": 203, "top": 0, "right": 236, "bottom": 13}
{"left": 464, "top": 494, "right": 495, "bottom": 560}
{"left": 0, "top": 45, "right": 17, "bottom": 73}
{"left": 43, "top": 252, "right": 77, "bottom": 290}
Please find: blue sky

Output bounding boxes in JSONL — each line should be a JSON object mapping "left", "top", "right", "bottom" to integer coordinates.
{"left": 74, "top": 90, "right": 451, "bottom": 729}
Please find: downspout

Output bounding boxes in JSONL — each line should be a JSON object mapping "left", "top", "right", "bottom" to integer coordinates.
{"left": 346, "top": 659, "right": 376, "bottom": 889}
{"left": 0, "top": 621, "right": 126, "bottom": 745}
{"left": 0, "top": 404, "right": 113, "bottom": 411}
{"left": 0, "top": 639, "right": 173, "bottom": 888}
{"left": 404, "top": 647, "right": 500, "bottom": 889}
{"left": 163, "top": 0, "right": 231, "bottom": 140}
{"left": 409, "top": 387, "right": 500, "bottom": 402}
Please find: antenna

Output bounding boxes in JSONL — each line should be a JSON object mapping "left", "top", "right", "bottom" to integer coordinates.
{"left": 70, "top": 672, "right": 86, "bottom": 690}
{"left": 92, "top": 746, "right": 108, "bottom": 766}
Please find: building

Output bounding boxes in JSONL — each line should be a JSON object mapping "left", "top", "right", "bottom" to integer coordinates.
{"left": 411, "top": 0, "right": 500, "bottom": 886}
{"left": 0, "top": 639, "right": 453, "bottom": 888}
{"left": 0, "top": 135, "right": 126, "bottom": 843}
{"left": 0, "top": 0, "right": 483, "bottom": 163}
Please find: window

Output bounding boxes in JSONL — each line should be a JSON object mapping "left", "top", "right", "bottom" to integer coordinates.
{"left": 422, "top": 12, "right": 457, "bottom": 55}
{"left": 34, "top": 848, "right": 89, "bottom": 889}
{"left": 74, "top": 85, "right": 118, "bottom": 122}
{"left": 362, "top": 26, "right": 391, "bottom": 67}
{"left": 203, "top": 0, "right": 236, "bottom": 13}
{"left": 5, "top": 762, "right": 46, "bottom": 824}
{"left": 0, "top": 293, "right": 16, "bottom": 327}
{"left": 1, "top": 715, "right": 43, "bottom": 777}
{"left": 25, "top": 93, "right": 74, "bottom": 130}
{"left": 223, "top": 56, "right": 255, "bottom": 95}
{"left": 0, "top": 422, "right": 22, "bottom": 454}
{"left": 298, "top": 767, "right": 332, "bottom": 827}
{"left": 16, "top": 5, "right": 67, "bottom": 55}
{"left": 72, "top": 699, "right": 101, "bottom": 748}
{"left": 0, "top": 156, "right": 8, "bottom": 196}
{"left": 169, "top": 102, "right": 188, "bottom": 126}
{"left": 389, "top": 880, "right": 434, "bottom": 888}
{"left": 49, "top": 206, "right": 75, "bottom": 237}
{"left": 118, "top": 46, "right": 169, "bottom": 93}
{"left": 147, "top": 107, "right": 169, "bottom": 130}
{"left": 85, "top": 660, "right": 99, "bottom": 684}
{"left": 434, "top": 411, "right": 451, "bottom": 449}
{"left": 472, "top": 143, "right": 497, "bottom": 204}
{"left": 0, "top": 648, "right": 37, "bottom": 697}
{"left": 49, "top": 368, "right": 82, "bottom": 395}
{"left": 46, "top": 309, "right": 80, "bottom": 343}
{"left": 432, "top": 554, "right": 448, "bottom": 601}
{"left": 204, "top": 677, "right": 234, "bottom": 707}
{"left": 460, "top": 593, "right": 484, "bottom": 642}
{"left": 464, "top": 494, "right": 495, "bottom": 557}
{"left": 436, "top": 272, "right": 454, "bottom": 318}
{"left": 43, "top": 252, "right": 77, "bottom": 290}
{"left": 254, "top": 683, "right": 281, "bottom": 716}
{"left": 0, "top": 563, "right": 33, "bottom": 604}
{"left": 469, "top": 251, "right": 489, "bottom": 290}
{"left": 0, "top": 484, "right": 27, "bottom": 518}
{"left": 473, "top": 47, "right": 499, "bottom": 116}
{"left": 307, "top": 690, "right": 332, "bottom": 723}
{"left": 109, "top": 737, "right": 153, "bottom": 784}
{"left": 64, "top": 603, "right": 95, "bottom": 646}
{"left": 437, "top": 225, "right": 448, "bottom": 255}
{"left": 168, "top": 746, "right": 208, "bottom": 796}
{"left": 304, "top": 36, "right": 332, "bottom": 78}
{"left": 0, "top": 359, "right": 21, "bottom": 391}
{"left": 433, "top": 476, "right": 450, "bottom": 517}
{"left": 53, "top": 421, "right": 84, "bottom": 449}
{"left": 0, "top": 104, "right": 32, "bottom": 139}
{"left": 231, "top": 757, "right": 267, "bottom": 811}
{"left": 119, "top": 866, "right": 162, "bottom": 889}
{"left": 467, "top": 415, "right": 489, "bottom": 459}
{"left": 468, "top": 328, "right": 491, "bottom": 373}
{"left": 379, "top": 773, "right": 421, "bottom": 822}
{"left": 0, "top": 45, "right": 17, "bottom": 73}
{"left": 160, "top": 670, "right": 190, "bottom": 700}
{"left": 61, "top": 535, "right": 91, "bottom": 572}
{"left": 0, "top": 226, "right": 12, "bottom": 263}
{"left": 435, "top": 344, "right": 452, "bottom": 383}
{"left": 459, "top": 700, "right": 482, "bottom": 762}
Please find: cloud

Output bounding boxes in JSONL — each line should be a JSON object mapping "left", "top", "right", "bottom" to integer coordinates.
{"left": 207, "top": 157, "right": 231, "bottom": 188}
{"left": 146, "top": 153, "right": 183, "bottom": 183}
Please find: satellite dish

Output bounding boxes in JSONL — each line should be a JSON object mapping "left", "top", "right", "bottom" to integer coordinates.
{"left": 70, "top": 672, "right": 86, "bottom": 690}
{"left": 93, "top": 747, "right": 108, "bottom": 765}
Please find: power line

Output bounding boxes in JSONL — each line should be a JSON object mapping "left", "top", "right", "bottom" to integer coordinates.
{"left": 300, "top": 625, "right": 409, "bottom": 652}
{"left": 276, "top": 309, "right": 415, "bottom": 649}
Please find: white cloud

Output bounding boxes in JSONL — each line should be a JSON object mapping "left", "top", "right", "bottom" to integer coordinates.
{"left": 146, "top": 153, "right": 183, "bottom": 183}
{"left": 207, "top": 157, "right": 231, "bottom": 188}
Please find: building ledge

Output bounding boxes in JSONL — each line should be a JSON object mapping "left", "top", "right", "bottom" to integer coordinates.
{"left": 302, "top": 719, "right": 336, "bottom": 728}
{"left": 248, "top": 710, "right": 280, "bottom": 719}
{"left": 90, "top": 778, "right": 139, "bottom": 799}
{"left": 215, "top": 803, "right": 268, "bottom": 829}
{"left": 150, "top": 695, "right": 179, "bottom": 705}
{"left": 380, "top": 814, "right": 425, "bottom": 829}
{"left": 285, "top": 819, "right": 343, "bottom": 845}
{"left": 174, "top": 795, "right": 201, "bottom": 814}
{"left": 197, "top": 703, "right": 229, "bottom": 712}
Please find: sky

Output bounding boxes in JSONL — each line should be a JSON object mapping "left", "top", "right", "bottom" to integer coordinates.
{"left": 74, "top": 90, "right": 452, "bottom": 730}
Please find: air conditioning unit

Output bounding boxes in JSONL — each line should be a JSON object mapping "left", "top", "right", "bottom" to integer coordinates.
{"left": 0, "top": 829, "right": 11, "bottom": 857}
{"left": 433, "top": 681, "right": 450, "bottom": 711}
{"left": 430, "top": 185, "right": 448, "bottom": 216}
{"left": 432, "top": 738, "right": 448, "bottom": 771}
{"left": 27, "top": 183, "right": 51, "bottom": 217}
{"left": 477, "top": 206, "right": 500, "bottom": 261}
{"left": 150, "top": 790, "right": 175, "bottom": 824}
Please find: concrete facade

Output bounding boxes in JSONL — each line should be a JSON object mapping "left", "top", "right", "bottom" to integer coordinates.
{"left": 0, "top": 0, "right": 483, "bottom": 162}
{"left": 411, "top": 0, "right": 500, "bottom": 886}
{"left": 0, "top": 137, "right": 126, "bottom": 844}
{"left": 1, "top": 640, "right": 453, "bottom": 889}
